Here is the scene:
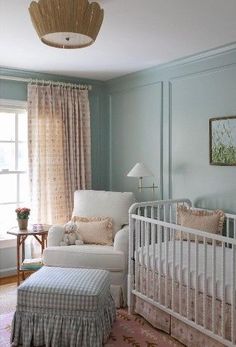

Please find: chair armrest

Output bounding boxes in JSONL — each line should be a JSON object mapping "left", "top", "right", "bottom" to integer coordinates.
{"left": 47, "top": 225, "right": 65, "bottom": 247}
{"left": 114, "top": 226, "right": 129, "bottom": 269}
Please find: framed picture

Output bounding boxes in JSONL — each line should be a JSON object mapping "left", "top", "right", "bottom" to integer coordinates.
{"left": 209, "top": 116, "right": 236, "bottom": 166}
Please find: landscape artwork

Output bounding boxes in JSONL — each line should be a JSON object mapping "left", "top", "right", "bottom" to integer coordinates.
{"left": 209, "top": 116, "right": 236, "bottom": 165}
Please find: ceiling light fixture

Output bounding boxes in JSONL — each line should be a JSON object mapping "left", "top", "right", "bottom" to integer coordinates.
{"left": 28, "top": 0, "right": 104, "bottom": 49}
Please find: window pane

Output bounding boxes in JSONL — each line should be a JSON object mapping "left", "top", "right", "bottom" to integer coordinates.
{"left": 0, "top": 107, "right": 29, "bottom": 237}
{"left": 18, "top": 143, "right": 28, "bottom": 171}
{"left": 0, "top": 143, "right": 15, "bottom": 170}
{"left": 18, "top": 112, "right": 27, "bottom": 141}
{"left": 0, "top": 204, "right": 18, "bottom": 238}
{"left": 19, "top": 173, "right": 30, "bottom": 203}
{"left": 0, "top": 112, "right": 15, "bottom": 141}
{"left": 0, "top": 174, "right": 17, "bottom": 203}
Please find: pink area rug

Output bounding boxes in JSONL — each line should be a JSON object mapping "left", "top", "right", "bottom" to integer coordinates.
{"left": 0, "top": 284, "right": 182, "bottom": 347}
{"left": 0, "top": 310, "right": 183, "bottom": 347}
{"left": 106, "top": 309, "right": 182, "bottom": 347}
{"left": 0, "top": 312, "right": 12, "bottom": 347}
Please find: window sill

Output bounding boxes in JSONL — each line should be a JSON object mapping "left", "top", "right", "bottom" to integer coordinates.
{"left": 0, "top": 237, "right": 16, "bottom": 249}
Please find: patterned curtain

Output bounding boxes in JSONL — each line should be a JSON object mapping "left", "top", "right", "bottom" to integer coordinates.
{"left": 27, "top": 84, "right": 91, "bottom": 225}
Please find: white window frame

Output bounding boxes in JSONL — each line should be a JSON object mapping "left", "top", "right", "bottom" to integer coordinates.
{"left": 0, "top": 99, "right": 28, "bottom": 247}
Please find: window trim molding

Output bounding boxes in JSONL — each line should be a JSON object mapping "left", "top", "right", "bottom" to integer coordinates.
{"left": 0, "top": 99, "right": 27, "bottom": 110}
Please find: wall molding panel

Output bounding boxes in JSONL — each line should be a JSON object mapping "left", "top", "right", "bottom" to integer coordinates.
{"left": 108, "top": 82, "right": 163, "bottom": 200}
{"left": 169, "top": 61, "right": 236, "bottom": 84}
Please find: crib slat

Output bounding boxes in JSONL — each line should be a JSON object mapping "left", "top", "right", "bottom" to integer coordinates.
{"left": 151, "top": 207, "right": 156, "bottom": 301}
{"left": 151, "top": 206, "right": 154, "bottom": 220}
{"left": 157, "top": 205, "right": 160, "bottom": 221}
{"left": 163, "top": 204, "right": 166, "bottom": 222}
{"left": 144, "top": 207, "right": 147, "bottom": 217}
{"left": 135, "top": 219, "right": 140, "bottom": 292}
{"left": 187, "top": 232, "right": 191, "bottom": 319}
{"left": 221, "top": 241, "right": 226, "bottom": 339}
{"left": 212, "top": 239, "right": 216, "bottom": 334}
{"left": 234, "top": 219, "right": 236, "bottom": 239}
{"left": 169, "top": 204, "right": 172, "bottom": 224}
{"left": 195, "top": 236, "right": 199, "bottom": 324}
{"left": 128, "top": 208, "right": 134, "bottom": 312}
{"left": 226, "top": 218, "right": 230, "bottom": 247}
{"left": 175, "top": 203, "right": 178, "bottom": 224}
{"left": 146, "top": 222, "right": 150, "bottom": 297}
{"left": 232, "top": 244, "right": 236, "bottom": 344}
{"left": 165, "top": 225, "right": 169, "bottom": 307}
{"left": 203, "top": 237, "right": 207, "bottom": 328}
{"left": 151, "top": 207, "right": 156, "bottom": 300}
{"left": 158, "top": 222, "right": 162, "bottom": 304}
{"left": 172, "top": 229, "right": 176, "bottom": 311}
{"left": 227, "top": 218, "right": 230, "bottom": 238}
{"left": 144, "top": 208, "right": 148, "bottom": 296}
{"left": 140, "top": 219, "right": 145, "bottom": 294}
{"left": 179, "top": 231, "right": 183, "bottom": 315}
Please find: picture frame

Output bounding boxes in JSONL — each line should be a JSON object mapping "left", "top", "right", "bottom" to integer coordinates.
{"left": 209, "top": 115, "right": 236, "bottom": 166}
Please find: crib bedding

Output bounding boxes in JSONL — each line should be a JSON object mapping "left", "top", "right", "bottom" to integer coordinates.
{"left": 135, "top": 296, "right": 231, "bottom": 347}
{"left": 136, "top": 240, "right": 236, "bottom": 305}
{"left": 130, "top": 199, "right": 236, "bottom": 347}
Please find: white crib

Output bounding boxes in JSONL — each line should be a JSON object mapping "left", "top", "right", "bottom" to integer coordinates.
{"left": 128, "top": 199, "right": 236, "bottom": 347}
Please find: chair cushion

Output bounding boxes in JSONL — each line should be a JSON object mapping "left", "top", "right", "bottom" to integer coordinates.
{"left": 17, "top": 267, "right": 111, "bottom": 312}
{"left": 72, "top": 190, "right": 135, "bottom": 235}
{"left": 43, "top": 245, "right": 125, "bottom": 271}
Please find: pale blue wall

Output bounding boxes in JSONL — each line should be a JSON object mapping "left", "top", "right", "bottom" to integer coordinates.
{"left": 0, "top": 67, "right": 109, "bottom": 191}
{"left": 107, "top": 45, "right": 236, "bottom": 212}
{"left": 0, "top": 247, "right": 16, "bottom": 276}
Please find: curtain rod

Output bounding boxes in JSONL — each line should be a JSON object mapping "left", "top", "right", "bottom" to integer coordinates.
{"left": 0, "top": 75, "right": 92, "bottom": 90}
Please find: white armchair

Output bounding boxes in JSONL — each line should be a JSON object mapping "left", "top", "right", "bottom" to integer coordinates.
{"left": 43, "top": 190, "right": 135, "bottom": 307}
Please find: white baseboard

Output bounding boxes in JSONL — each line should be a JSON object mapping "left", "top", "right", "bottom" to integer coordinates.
{"left": 0, "top": 267, "right": 17, "bottom": 277}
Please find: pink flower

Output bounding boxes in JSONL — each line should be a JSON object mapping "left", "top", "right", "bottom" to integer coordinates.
{"left": 15, "top": 207, "right": 31, "bottom": 219}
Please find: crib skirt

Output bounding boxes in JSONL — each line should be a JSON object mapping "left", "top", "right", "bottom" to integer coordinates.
{"left": 134, "top": 268, "right": 232, "bottom": 347}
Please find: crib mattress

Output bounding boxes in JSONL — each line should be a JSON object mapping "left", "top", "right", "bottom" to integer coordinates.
{"left": 136, "top": 241, "right": 236, "bottom": 305}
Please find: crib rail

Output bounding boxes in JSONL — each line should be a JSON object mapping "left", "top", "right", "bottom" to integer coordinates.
{"left": 128, "top": 199, "right": 236, "bottom": 347}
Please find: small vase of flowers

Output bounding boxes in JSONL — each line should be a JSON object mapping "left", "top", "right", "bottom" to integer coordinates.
{"left": 15, "top": 207, "right": 31, "bottom": 231}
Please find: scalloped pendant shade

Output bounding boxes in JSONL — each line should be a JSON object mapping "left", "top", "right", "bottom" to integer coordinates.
{"left": 29, "top": 0, "right": 104, "bottom": 49}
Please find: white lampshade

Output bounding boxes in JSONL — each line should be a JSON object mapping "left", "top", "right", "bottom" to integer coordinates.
{"left": 127, "top": 162, "right": 153, "bottom": 178}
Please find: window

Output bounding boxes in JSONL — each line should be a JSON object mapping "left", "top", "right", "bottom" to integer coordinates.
{"left": 0, "top": 101, "right": 29, "bottom": 238}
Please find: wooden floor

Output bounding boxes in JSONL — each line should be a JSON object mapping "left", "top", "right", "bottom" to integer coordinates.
{"left": 0, "top": 273, "right": 31, "bottom": 286}
{"left": 0, "top": 275, "right": 18, "bottom": 285}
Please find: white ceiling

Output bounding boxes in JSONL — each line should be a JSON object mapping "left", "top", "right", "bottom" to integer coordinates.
{"left": 0, "top": 0, "right": 236, "bottom": 81}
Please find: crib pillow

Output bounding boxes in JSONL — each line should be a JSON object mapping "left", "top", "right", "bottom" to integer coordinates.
{"left": 177, "top": 206, "right": 225, "bottom": 241}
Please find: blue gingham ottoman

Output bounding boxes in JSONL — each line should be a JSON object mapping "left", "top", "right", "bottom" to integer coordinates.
{"left": 11, "top": 266, "right": 116, "bottom": 347}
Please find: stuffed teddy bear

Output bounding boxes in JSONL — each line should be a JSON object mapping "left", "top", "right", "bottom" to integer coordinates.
{"left": 60, "top": 221, "right": 84, "bottom": 246}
